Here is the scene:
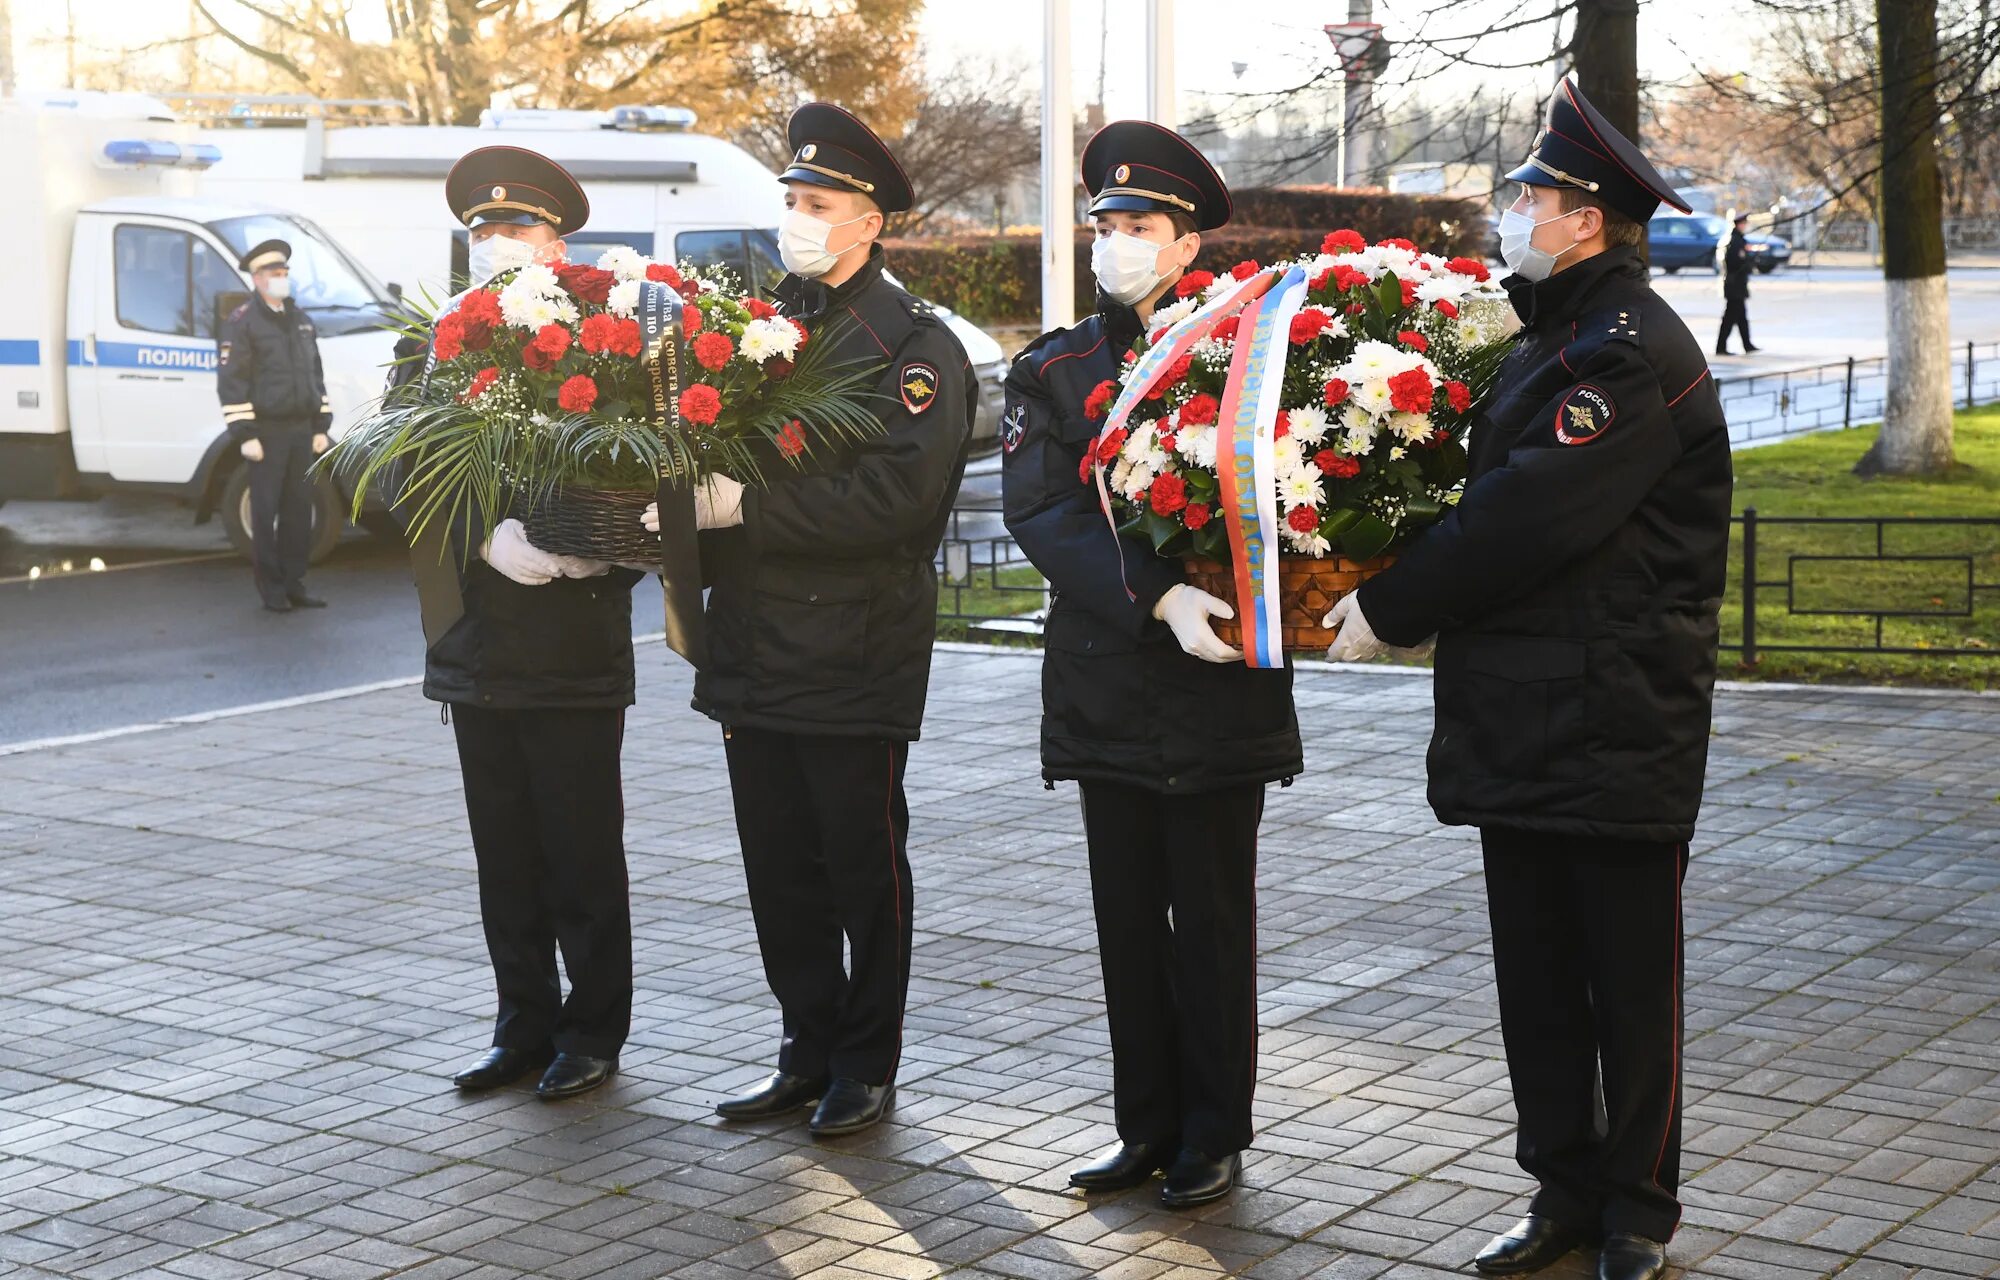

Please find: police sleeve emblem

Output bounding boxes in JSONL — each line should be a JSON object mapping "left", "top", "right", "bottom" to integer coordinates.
{"left": 900, "top": 361, "right": 938, "bottom": 413}
{"left": 1000, "top": 403, "right": 1027, "bottom": 453}
{"left": 1555, "top": 384, "right": 1615, "bottom": 445}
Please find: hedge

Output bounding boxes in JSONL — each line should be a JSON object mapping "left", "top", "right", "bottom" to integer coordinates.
{"left": 884, "top": 188, "right": 1487, "bottom": 326}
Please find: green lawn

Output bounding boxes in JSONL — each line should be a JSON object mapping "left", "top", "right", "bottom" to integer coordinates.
{"left": 940, "top": 407, "right": 2000, "bottom": 688}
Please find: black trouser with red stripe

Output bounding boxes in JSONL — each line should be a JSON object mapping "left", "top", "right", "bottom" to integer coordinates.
{"left": 1079, "top": 780, "right": 1263, "bottom": 1158}
{"left": 246, "top": 425, "right": 316, "bottom": 606}
{"left": 1480, "top": 828, "right": 1688, "bottom": 1244}
{"left": 451, "top": 704, "right": 633, "bottom": 1059}
{"left": 723, "top": 726, "right": 913, "bottom": 1085}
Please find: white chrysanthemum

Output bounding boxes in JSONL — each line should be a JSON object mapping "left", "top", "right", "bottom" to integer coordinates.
{"left": 552, "top": 296, "right": 579, "bottom": 326}
{"left": 1390, "top": 446, "right": 1408, "bottom": 460}
{"left": 1119, "top": 461, "right": 1156, "bottom": 502}
{"left": 1307, "top": 252, "right": 1339, "bottom": 275}
{"left": 1111, "top": 457, "right": 1133, "bottom": 492}
{"left": 500, "top": 288, "right": 562, "bottom": 331}
{"left": 596, "top": 246, "right": 648, "bottom": 282}
{"left": 1287, "top": 405, "right": 1332, "bottom": 444}
{"left": 1458, "top": 317, "right": 1493, "bottom": 348}
{"left": 1415, "top": 273, "right": 1479, "bottom": 306}
{"left": 1343, "top": 340, "right": 1402, "bottom": 379}
{"left": 1279, "top": 469, "right": 1325, "bottom": 510}
{"left": 605, "top": 280, "right": 641, "bottom": 319}
{"left": 514, "top": 263, "right": 561, "bottom": 297}
{"left": 738, "top": 317, "right": 802, "bottom": 363}
{"left": 1353, "top": 379, "right": 1395, "bottom": 417}
{"left": 1127, "top": 423, "right": 1173, "bottom": 474}
{"left": 1272, "top": 435, "right": 1304, "bottom": 476}
{"left": 1176, "top": 423, "right": 1217, "bottom": 468}
{"left": 1391, "top": 411, "right": 1434, "bottom": 443}
{"left": 1284, "top": 529, "right": 1332, "bottom": 556}
{"left": 1151, "top": 296, "right": 1199, "bottom": 329}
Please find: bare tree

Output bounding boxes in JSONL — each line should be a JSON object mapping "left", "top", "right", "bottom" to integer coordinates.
{"left": 1858, "top": 0, "right": 1955, "bottom": 475}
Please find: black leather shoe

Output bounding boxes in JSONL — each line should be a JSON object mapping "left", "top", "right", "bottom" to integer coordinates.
{"left": 1597, "top": 1233, "right": 1667, "bottom": 1280}
{"left": 261, "top": 599, "right": 293, "bottom": 613}
{"left": 534, "top": 1053, "right": 617, "bottom": 1100}
{"left": 1068, "top": 1139, "right": 1176, "bottom": 1192}
{"left": 808, "top": 1078, "right": 893, "bottom": 1137}
{"left": 287, "top": 593, "right": 328, "bottom": 608}
{"left": 1474, "top": 1215, "right": 1588, "bottom": 1275}
{"left": 715, "top": 1071, "right": 828, "bottom": 1120}
{"left": 452, "top": 1045, "right": 554, "bottom": 1091}
{"left": 1714, "top": 347, "right": 1731, "bottom": 357}
{"left": 1743, "top": 344, "right": 1761, "bottom": 354}
{"left": 1160, "top": 1148, "right": 1241, "bottom": 1208}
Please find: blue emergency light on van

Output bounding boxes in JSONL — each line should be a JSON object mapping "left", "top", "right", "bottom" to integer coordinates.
{"left": 102, "top": 139, "right": 222, "bottom": 169}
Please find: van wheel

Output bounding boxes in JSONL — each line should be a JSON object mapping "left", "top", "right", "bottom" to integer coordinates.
{"left": 220, "top": 464, "right": 345, "bottom": 565}
{"left": 1662, "top": 265, "right": 1680, "bottom": 275}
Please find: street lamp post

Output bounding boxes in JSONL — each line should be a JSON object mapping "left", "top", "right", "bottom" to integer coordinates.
{"left": 1041, "top": 0, "right": 1075, "bottom": 332}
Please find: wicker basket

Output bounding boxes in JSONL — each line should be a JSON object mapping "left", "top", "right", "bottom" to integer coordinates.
{"left": 522, "top": 487, "right": 661, "bottom": 563}
{"left": 1183, "top": 554, "right": 1396, "bottom": 653}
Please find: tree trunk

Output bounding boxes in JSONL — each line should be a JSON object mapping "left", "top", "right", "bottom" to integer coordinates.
{"left": 1571, "top": 0, "right": 1643, "bottom": 263}
{"left": 1858, "top": 0, "right": 1954, "bottom": 475}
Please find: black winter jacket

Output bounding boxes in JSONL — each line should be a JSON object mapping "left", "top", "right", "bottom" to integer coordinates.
{"left": 217, "top": 298, "right": 331, "bottom": 440}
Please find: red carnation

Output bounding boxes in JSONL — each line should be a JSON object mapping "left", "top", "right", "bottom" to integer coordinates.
{"left": 459, "top": 366, "right": 499, "bottom": 403}
{"left": 1163, "top": 354, "right": 1194, "bottom": 387}
{"left": 1230, "top": 260, "right": 1260, "bottom": 280}
{"left": 788, "top": 318, "right": 809, "bottom": 347}
{"left": 692, "top": 331, "right": 734, "bottom": 371}
{"left": 578, "top": 313, "right": 618, "bottom": 355}
{"left": 1290, "top": 310, "right": 1334, "bottom": 345}
{"left": 521, "top": 343, "right": 560, "bottom": 372}
{"left": 458, "top": 289, "right": 502, "bottom": 325}
{"left": 1323, "top": 378, "right": 1351, "bottom": 407}
{"left": 1322, "top": 228, "right": 1366, "bottom": 254}
{"left": 645, "top": 262, "right": 683, "bottom": 287}
{"left": 682, "top": 306, "right": 704, "bottom": 337}
{"left": 1095, "top": 426, "right": 1128, "bottom": 464}
{"left": 555, "top": 264, "right": 615, "bottom": 305}
{"left": 1347, "top": 303, "right": 1366, "bottom": 315}
{"left": 1158, "top": 431, "right": 1178, "bottom": 451}
{"left": 1433, "top": 299, "right": 1460, "bottom": 319}
{"left": 1083, "top": 379, "right": 1118, "bottom": 420}
{"left": 1287, "top": 505, "right": 1322, "bottom": 534}
{"left": 533, "top": 323, "right": 572, "bottom": 358}
{"left": 432, "top": 313, "right": 465, "bottom": 361}
{"left": 1398, "top": 329, "right": 1429, "bottom": 354}
{"left": 744, "top": 297, "right": 779, "bottom": 319}
{"left": 1332, "top": 264, "right": 1370, "bottom": 292}
{"left": 556, "top": 374, "right": 597, "bottom": 414}
{"left": 1316, "top": 449, "right": 1361, "bottom": 479}
{"left": 1388, "top": 367, "right": 1434, "bottom": 414}
{"left": 775, "top": 419, "right": 806, "bottom": 459}
{"left": 1446, "top": 380, "right": 1473, "bottom": 414}
{"left": 1309, "top": 268, "right": 1332, "bottom": 293}
{"left": 610, "top": 318, "right": 642, "bottom": 358}
{"left": 1079, "top": 451, "right": 1096, "bottom": 485}
{"left": 677, "top": 382, "right": 721, "bottom": 426}
{"left": 1212, "top": 313, "right": 1241, "bottom": 342}
{"left": 1149, "top": 471, "right": 1188, "bottom": 516}
{"left": 1399, "top": 278, "right": 1418, "bottom": 308}
{"left": 1123, "top": 348, "right": 1140, "bottom": 364}
{"left": 1446, "top": 255, "right": 1491, "bottom": 281}
{"left": 461, "top": 316, "right": 494, "bottom": 351}
{"left": 764, "top": 357, "right": 795, "bottom": 380}
{"left": 1179, "top": 392, "right": 1220, "bottom": 426}
{"left": 1376, "top": 237, "right": 1418, "bottom": 252}
{"left": 1174, "top": 270, "right": 1215, "bottom": 299}
{"left": 1183, "top": 502, "right": 1212, "bottom": 530}
{"left": 1274, "top": 410, "right": 1291, "bottom": 439}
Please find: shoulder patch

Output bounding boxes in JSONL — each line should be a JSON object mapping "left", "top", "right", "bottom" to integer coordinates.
{"left": 1555, "top": 383, "right": 1616, "bottom": 445}
{"left": 1000, "top": 402, "right": 1027, "bottom": 452}
{"left": 228, "top": 302, "right": 250, "bottom": 321}
{"left": 218, "top": 340, "right": 233, "bottom": 364}
{"left": 900, "top": 361, "right": 939, "bottom": 413}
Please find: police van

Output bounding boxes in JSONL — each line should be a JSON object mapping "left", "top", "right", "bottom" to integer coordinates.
{"left": 1, "top": 92, "right": 401, "bottom": 562}
{"left": 188, "top": 97, "right": 1009, "bottom": 442}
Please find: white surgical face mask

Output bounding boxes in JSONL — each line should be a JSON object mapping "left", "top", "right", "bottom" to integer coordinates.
{"left": 468, "top": 233, "right": 541, "bottom": 285}
{"left": 779, "top": 208, "right": 870, "bottom": 278}
{"left": 1092, "top": 230, "right": 1183, "bottom": 306}
{"left": 1498, "top": 206, "right": 1584, "bottom": 282}
{"left": 261, "top": 275, "right": 292, "bottom": 302}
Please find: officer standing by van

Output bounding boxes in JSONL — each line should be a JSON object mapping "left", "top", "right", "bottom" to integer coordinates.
{"left": 1000, "top": 122, "right": 1302, "bottom": 1209}
{"left": 387, "top": 146, "right": 644, "bottom": 1104}
{"left": 654, "top": 103, "right": 973, "bottom": 1140}
{"left": 1716, "top": 213, "right": 1758, "bottom": 356}
{"left": 1326, "top": 80, "right": 1731, "bottom": 1280}
{"left": 217, "top": 239, "right": 331, "bottom": 612}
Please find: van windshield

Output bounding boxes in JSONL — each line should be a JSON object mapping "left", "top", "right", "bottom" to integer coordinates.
{"left": 206, "top": 214, "right": 385, "bottom": 313}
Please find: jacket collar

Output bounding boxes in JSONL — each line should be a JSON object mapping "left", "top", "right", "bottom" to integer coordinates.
{"left": 1504, "top": 244, "right": 1644, "bottom": 330}
{"left": 774, "top": 243, "right": 887, "bottom": 317}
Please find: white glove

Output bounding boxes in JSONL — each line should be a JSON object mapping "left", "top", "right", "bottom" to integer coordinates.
{"left": 1154, "top": 584, "right": 1243, "bottom": 663}
{"left": 311, "top": 433, "right": 330, "bottom": 455}
{"left": 639, "top": 501, "right": 659, "bottom": 534}
{"left": 1322, "top": 592, "right": 1389, "bottom": 663}
{"left": 695, "top": 474, "right": 746, "bottom": 531}
{"left": 480, "top": 518, "right": 565, "bottom": 586}
{"left": 552, "top": 554, "right": 611, "bottom": 579}
{"left": 239, "top": 438, "right": 264, "bottom": 462}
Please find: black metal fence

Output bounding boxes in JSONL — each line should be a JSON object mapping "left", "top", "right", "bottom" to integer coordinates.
{"left": 1730, "top": 510, "right": 2000, "bottom": 663}
{"left": 1719, "top": 340, "right": 2000, "bottom": 447}
{"left": 934, "top": 504, "right": 1046, "bottom": 632}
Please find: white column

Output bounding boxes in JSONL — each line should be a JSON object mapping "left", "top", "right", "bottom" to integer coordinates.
{"left": 1146, "top": 0, "right": 1177, "bottom": 127}
{"left": 1041, "top": 0, "right": 1075, "bottom": 332}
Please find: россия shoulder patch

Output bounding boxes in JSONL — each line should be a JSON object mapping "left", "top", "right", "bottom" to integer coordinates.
{"left": 1555, "top": 383, "right": 1615, "bottom": 445}
{"left": 900, "top": 361, "right": 938, "bottom": 413}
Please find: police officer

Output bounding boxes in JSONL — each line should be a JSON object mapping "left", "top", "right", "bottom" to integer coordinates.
{"left": 217, "top": 240, "right": 331, "bottom": 611}
{"left": 390, "top": 147, "right": 644, "bottom": 1103}
{"left": 1325, "top": 80, "right": 1730, "bottom": 1280}
{"left": 1000, "top": 122, "right": 1302, "bottom": 1209}
{"left": 673, "top": 104, "right": 973, "bottom": 1138}
{"left": 1716, "top": 213, "right": 1758, "bottom": 355}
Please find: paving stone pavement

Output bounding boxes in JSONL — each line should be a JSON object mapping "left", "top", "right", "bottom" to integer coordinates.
{"left": 1, "top": 644, "right": 1997, "bottom": 1280}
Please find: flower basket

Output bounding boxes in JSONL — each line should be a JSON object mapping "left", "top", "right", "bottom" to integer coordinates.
{"left": 1183, "top": 554, "right": 1395, "bottom": 653}
{"left": 523, "top": 487, "right": 661, "bottom": 563}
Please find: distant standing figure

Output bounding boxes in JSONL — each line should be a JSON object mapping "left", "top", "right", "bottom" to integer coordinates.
{"left": 217, "top": 239, "right": 332, "bottom": 611}
{"left": 1715, "top": 214, "right": 1758, "bottom": 355}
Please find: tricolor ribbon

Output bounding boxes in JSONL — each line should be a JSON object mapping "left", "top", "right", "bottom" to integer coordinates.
{"left": 1092, "top": 266, "right": 1305, "bottom": 669}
